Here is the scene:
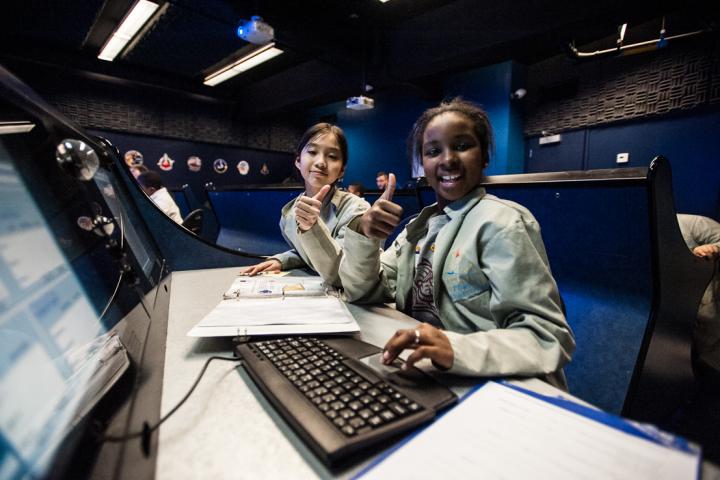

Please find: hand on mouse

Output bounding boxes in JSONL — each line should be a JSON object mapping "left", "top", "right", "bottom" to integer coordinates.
{"left": 382, "top": 322, "right": 453, "bottom": 371}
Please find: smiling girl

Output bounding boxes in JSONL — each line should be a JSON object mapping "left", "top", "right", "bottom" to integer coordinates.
{"left": 339, "top": 99, "right": 575, "bottom": 389}
{"left": 242, "top": 123, "right": 369, "bottom": 286}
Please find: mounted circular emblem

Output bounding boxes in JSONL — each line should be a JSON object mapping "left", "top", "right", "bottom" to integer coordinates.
{"left": 237, "top": 160, "right": 250, "bottom": 175}
{"left": 213, "top": 158, "right": 228, "bottom": 174}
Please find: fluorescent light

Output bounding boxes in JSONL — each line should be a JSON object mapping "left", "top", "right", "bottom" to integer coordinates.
{"left": 204, "top": 43, "right": 283, "bottom": 86}
{"left": 98, "top": 0, "right": 160, "bottom": 62}
{"left": 0, "top": 121, "right": 35, "bottom": 135}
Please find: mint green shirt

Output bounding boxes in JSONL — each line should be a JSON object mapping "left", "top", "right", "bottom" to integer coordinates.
{"left": 339, "top": 187, "right": 575, "bottom": 389}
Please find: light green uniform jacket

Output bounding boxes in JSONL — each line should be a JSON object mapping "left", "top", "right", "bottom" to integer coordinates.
{"left": 339, "top": 187, "right": 575, "bottom": 390}
{"left": 271, "top": 188, "right": 369, "bottom": 287}
{"left": 677, "top": 213, "right": 720, "bottom": 372}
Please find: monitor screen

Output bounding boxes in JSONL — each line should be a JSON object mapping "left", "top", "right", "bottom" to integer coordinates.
{"left": 0, "top": 143, "right": 108, "bottom": 479}
{"left": 93, "top": 168, "right": 156, "bottom": 279}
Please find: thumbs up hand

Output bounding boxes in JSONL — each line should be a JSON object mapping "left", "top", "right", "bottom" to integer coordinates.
{"left": 358, "top": 173, "right": 404, "bottom": 239}
{"left": 296, "top": 184, "right": 331, "bottom": 232}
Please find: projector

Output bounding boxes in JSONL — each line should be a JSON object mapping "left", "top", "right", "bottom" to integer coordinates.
{"left": 346, "top": 95, "right": 375, "bottom": 110}
{"left": 237, "top": 16, "right": 274, "bottom": 45}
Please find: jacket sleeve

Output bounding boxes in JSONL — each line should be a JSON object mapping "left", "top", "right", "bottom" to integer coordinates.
{"left": 297, "top": 195, "right": 369, "bottom": 287}
{"left": 270, "top": 203, "right": 307, "bottom": 270}
{"left": 338, "top": 227, "right": 398, "bottom": 304}
{"left": 445, "top": 220, "right": 575, "bottom": 380}
{"left": 689, "top": 215, "right": 720, "bottom": 248}
{"left": 270, "top": 249, "right": 307, "bottom": 270}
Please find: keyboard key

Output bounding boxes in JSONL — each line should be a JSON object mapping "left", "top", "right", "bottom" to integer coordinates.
{"left": 368, "top": 416, "right": 383, "bottom": 427}
{"left": 388, "top": 402, "right": 407, "bottom": 416}
{"left": 379, "top": 410, "right": 396, "bottom": 422}
{"left": 341, "top": 425, "right": 355, "bottom": 436}
{"left": 349, "top": 417, "right": 366, "bottom": 429}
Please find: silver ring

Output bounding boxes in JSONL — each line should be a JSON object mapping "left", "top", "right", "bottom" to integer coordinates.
{"left": 413, "top": 329, "right": 420, "bottom": 345}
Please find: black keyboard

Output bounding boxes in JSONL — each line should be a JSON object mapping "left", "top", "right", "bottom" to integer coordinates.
{"left": 236, "top": 336, "right": 456, "bottom": 467}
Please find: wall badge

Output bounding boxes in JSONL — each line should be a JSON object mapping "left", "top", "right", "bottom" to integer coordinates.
{"left": 187, "top": 156, "right": 202, "bottom": 172}
{"left": 260, "top": 162, "right": 270, "bottom": 175}
{"left": 237, "top": 160, "right": 250, "bottom": 176}
{"left": 213, "top": 158, "right": 228, "bottom": 174}
{"left": 124, "top": 150, "right": 144, "bottom": 167}
{"left": 157, "top": 153, "right": 175, "bottom": 171}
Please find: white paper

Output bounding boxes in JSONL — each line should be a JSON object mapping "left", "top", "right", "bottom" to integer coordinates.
{"left": 362, "top": 382, "right": 699, "bottom": 480}
{"left": 223, "top": 276, "right": 330, "bottom": 299}
{"left": 198, "top": 297, "right": 352, "bottom": 326}
{"left": 187, "top": 294, "right": 360, "bottom": 337}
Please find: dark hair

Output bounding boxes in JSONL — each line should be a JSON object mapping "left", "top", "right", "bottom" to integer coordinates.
{"left": 408, "top": 98, "right": 494, "bottom": 169}
{"left": 348, "top": 182, "right": 366, "bottom": 195}
{"left": 136, "top": 170, "right": 163, "bottom": 190}
{"left": 296, "top": 123, "right": 348, "bottom": 166}
{"left": 375, "top": 171, "right": 388, "bottom": 178}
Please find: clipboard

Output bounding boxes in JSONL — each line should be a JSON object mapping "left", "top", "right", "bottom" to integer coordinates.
{"left": 356, "top": 381, "right": 701, "bottom": 479}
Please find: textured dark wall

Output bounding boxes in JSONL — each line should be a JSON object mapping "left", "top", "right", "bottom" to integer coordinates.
{"left": 525, "top": 39, "right": 720, "bottom": 136}
{"left": 11, "top": 66, "right": 303, "bottom": 153}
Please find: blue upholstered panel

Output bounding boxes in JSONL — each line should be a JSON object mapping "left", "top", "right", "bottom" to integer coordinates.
{"left": 171, "top": 189, "right": 190, "bottom": 218}
{"left": 487, "top": 184, "right": 652, "bottom": 413}
{"left": 208, "top": 189, "right": 301, "bottom": 255}
{"left": 417, "top": 187, "right": 436, "bottom": 208}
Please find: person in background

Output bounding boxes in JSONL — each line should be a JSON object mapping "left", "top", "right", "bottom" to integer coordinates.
{"left": 136, "top": 170, "right": 183, "bottom": 224}
{"left": 376, "top": 171, "right": 389, "bottom": 191}
{"left": 130, "top": 164, "right": 149, "bottom": 179}
{"left": 339, "top": 98, "right": 574, "bottom": 389}
{"left": 347, "top": 182, "right": 366, "bottom": 198}
{"left": 677, "top": 213, "right": 720, "bottom": 387}
{"left": 240, "top": 123, "right": 370, "bottom": 287}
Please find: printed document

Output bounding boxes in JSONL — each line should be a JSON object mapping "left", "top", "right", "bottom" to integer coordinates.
{"left": 187, "top": 276, "right": 359, "bottom": 337}
{"left": 362, "top": 382, "right": 699, "bottom": 480}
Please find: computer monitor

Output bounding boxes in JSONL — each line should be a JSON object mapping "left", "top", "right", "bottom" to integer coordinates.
{"left": 92, "top": 168, "right": 157, "bottom": 280}
{"left": 0, "top": 143, "right": 113, "bottom": 479}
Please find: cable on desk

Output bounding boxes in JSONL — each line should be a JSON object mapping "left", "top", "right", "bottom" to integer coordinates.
{"left": 100, "top": 355, "right": 241, "bottom": 454}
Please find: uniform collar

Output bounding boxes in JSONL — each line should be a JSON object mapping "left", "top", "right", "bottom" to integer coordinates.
{"left": 405, "top": 186, "right": 486, "bottom": 243}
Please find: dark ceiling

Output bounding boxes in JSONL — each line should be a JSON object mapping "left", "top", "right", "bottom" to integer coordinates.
{"left": 0, "top": 0, "right": 716, "bottom": 117}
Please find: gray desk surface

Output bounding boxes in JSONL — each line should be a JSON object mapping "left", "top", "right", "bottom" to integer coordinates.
{"left": 159, "top": 267, "right": 434, "bottom": 479}
{"left": 156, "top": 267, "right": 719, "bottom": 480}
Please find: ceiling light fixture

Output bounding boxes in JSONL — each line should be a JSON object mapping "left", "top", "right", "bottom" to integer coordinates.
{"left": 203, "top": 43, "right": 283, "bottom": 86}
{"left": 98, "top": 0, "right": 160, "bottom": 62}
{"left": 0, "top": 121, "right": 35, "bottom": 135}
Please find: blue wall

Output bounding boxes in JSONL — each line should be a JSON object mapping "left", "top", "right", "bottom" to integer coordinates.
{"left": 92, "top": 129, "right": 295, "bottom": 202}
{"left": 306, "top": 61, "right": 525, "bottom": 188}
{"left": 445, "top": 61, "right": 526, "bottom": 175}
{"left": 526, "top": 110, "right": 720, "bottom": 219}
{"left": 306, "top": 88, "right": 432, "bottom": 189}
